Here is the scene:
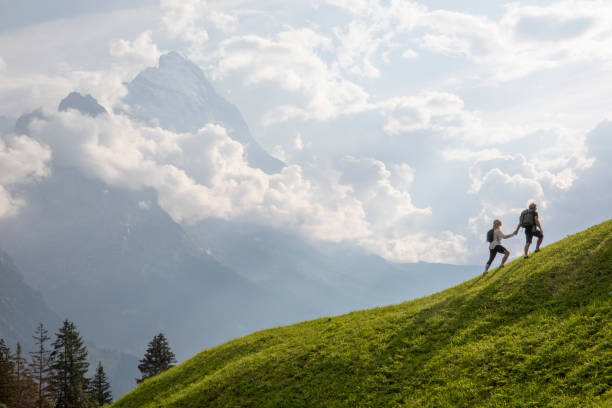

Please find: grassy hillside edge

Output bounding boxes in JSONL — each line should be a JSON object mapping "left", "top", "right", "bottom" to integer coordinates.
{"left": 114, "top": 220, "right": 612, "bottom": 407}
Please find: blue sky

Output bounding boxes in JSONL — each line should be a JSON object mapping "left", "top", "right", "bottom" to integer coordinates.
{"left": 1, "top": 0, "right": 611, "bottom": 264}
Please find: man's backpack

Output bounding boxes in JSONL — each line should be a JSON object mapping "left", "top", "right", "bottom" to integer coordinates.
{"left": 486, "top": 229, "right": 494, "bottom": 243}
{"left": 520, "top": 209, "right": 535, "bottom": 228}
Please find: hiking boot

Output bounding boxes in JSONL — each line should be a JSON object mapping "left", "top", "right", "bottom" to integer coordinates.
{"left": 534, "top": 248, "right": 540, "bottom": 253}
{"left": 524, "top": 256, "right": 529, "bottom": 259}
{"left": 499, "top": 264, "right": 505, "bottom": 269}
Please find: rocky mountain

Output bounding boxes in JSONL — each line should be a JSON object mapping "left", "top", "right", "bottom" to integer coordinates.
{"left": 120, "top": 51, "right": 284, "bottom": 173}
{"left": 59, "top": 91, "right": 107, "bottom": 117}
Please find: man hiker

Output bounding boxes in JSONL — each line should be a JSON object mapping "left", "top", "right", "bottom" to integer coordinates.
{"left": 484, "top": 219, "right": 517, "bottom": 274}
{"left": 514, "top": 202, "right": 544, "bottom": 259}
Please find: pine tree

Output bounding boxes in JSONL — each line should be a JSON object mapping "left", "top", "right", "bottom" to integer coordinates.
{"left": 0, "top": 339, "right": 16, "bottom": 407}
{"left": 89, "top": 362, "right": 112, "bottom": 406}
{"left": 8, "top": 343, "right": 37, "bottom": 408}
{"left": 12, "top": 343, "right": 28, "bottom": 407}
{"left": 137, "top": 333, "right": 176, "bottom": 383}
{"left": 29, "top": 323, "right": 56, "bottom": 408}
{"left": 51, "top": 320, "right": 90, "bottom": 408}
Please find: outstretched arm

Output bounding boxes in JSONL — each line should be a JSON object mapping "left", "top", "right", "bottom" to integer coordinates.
{"left": 513, "top": 223, "right": 520, "bottom": 235}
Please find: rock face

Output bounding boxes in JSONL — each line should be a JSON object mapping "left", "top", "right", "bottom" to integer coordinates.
{"left": 59, "top": 92, "right": 108, "bottom": 117}
{"left": 120, "top": 52, "right": 284, "bottom": 173}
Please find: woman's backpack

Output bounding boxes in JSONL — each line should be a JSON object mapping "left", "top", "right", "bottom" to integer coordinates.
{"left": 486, "top": 229, "right": 494, "bottom": 243}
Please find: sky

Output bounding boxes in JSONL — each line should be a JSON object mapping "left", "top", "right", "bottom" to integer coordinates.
{"left": 1, "top": 0, "right": 611, "bottom": 265}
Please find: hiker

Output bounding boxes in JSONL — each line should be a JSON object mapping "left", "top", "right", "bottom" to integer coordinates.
{"left": 484, "top": 219, "right": 517, "bottom": 274}
{"left": 514, "top": 202, "right": 544, "bottom": 259}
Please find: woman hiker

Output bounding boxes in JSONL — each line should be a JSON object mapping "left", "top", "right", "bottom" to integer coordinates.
{"left": 484, "top": 219, "right": 517, "bottom": 275}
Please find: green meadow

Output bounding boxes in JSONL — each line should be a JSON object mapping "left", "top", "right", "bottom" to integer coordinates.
{"left": 113, "top": 220, "right": 612, "bottom": 407}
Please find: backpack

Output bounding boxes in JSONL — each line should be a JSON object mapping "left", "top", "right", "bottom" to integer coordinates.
{"left": 486, "top": 229, "right": 494, "bottom": 243}
{"left": 520, "top": 209, "right": 535, "bottom": 228}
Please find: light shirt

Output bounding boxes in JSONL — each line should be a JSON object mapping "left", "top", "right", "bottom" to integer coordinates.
{"left": 489, "top": 228, "right": 513, "bottom": 250}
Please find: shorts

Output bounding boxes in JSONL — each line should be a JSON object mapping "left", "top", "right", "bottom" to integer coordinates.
{"left": 487, "top": 245, "right": 506, "bottom": 265}
{"left": 525, "top": 228, "right": 543, "bottom": 244}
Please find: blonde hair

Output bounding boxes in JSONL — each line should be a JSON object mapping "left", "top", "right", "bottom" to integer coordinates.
{"left": 493, "top": 219, "right": 502, "bottom": 229}
{"left": 529, "top": 202, "right": 537, "bottom": 210}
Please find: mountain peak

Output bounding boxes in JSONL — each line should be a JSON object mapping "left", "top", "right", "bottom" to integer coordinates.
{"left": 158, "top": 51, "right": 190, "bottom": 68}
{"left": 121, "top": 52, "right": 284, "bottom": 173}
{"left": 59, "top": 92, "right": 107, "bottom": 117}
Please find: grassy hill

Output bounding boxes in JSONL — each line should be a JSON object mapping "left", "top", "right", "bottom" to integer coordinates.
{"left": 113, "top": 220, "right": 612, "bottom": 407}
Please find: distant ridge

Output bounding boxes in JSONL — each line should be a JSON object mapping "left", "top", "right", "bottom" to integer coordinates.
{"left": 114, "top": 220, "right": 612, "bottom": 407}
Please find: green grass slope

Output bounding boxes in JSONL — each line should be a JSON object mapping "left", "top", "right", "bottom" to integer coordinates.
{"left": 113, "top": 221, "right": 612, "bottom": 408}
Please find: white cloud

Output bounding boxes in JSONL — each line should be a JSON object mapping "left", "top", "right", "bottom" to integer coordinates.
{"left": 0, "top": 57, "right": 6, "bottom": 73}
{"left": 390, "top": 162, "right": 415, "bottom": 190}
{"left": 110, "top": 30, "right": 162, "bottom": 74}
{"left": 359, "top": 230, "right": 468, "bottom": 264}
{"left": 215, "top": 29, "right": 370, "bottom": 123}
{"left": 324, "top": 0, "right": 612, "bottom": 82}
{"left": 161, "top": 0, "right": 210, "bottom": 57}
{"left": 161, "top": 0, "right": 238, "bottom": 62}
{"left": 0, "top": 72, "right": 73, "bottom": 117}
{"left": 378, "top": 92, "right": 466, "bottom": 135}
{"left": 0, "top": 133, "right": 52, "bottom": 217}
{"left": 335, "top": 156, "right": 466, "bottom": 262}
{"left": 22, "top": 108, "right": 465, "bottom": 262}
{"left": 333, "top": 21, "right": 385, "bottom": 78}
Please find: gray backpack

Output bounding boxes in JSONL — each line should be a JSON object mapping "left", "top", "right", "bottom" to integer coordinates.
{"left": 520, "top": 209, "right": 535, "bottom": 228}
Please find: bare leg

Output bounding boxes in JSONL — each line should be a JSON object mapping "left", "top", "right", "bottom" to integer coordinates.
{"left": 524, "top": 242, "right": 530, "bottom": 257}
{"left": 484, "top": 263, "right": 490, "bottom": 274}
{"left": 501, "top": 249, "right": 510, "bottom": 266}
{"left": 536, "top": 235, "right": 543, "bottom": 251}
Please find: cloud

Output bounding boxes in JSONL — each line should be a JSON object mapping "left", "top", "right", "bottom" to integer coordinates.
{"left": 333, "top": 21, "right": 386, "bottom": 78}
{"left": 30, "top": 110, "right": 369, "bottom": 238}
{"left": 339, "top": 156, "right": 430, "bottom": 231}
{"left": 160, "top": 0, "right": 238, "bottom": 62}
{"left": 215, "top": 29, "right": 370, "bottom": 123}
{"left": 21, "top": 107, "right": 466, "bottom": 262}
{"left": 0, "top": 56, "right": 6, "bottom": 73}
{"left": 110, "top": 30, "right": 162, "bottom": 73}
{"left": 161, "top": 0, "right": 209, "bottom": 56}
{"left": 359, "top": 230, "right": 468, "bottom": 264}
{"left": 336, "top": 156, "right": 469, "bottom": 262}
{"left": 0, "top": 133, "right": 52, "bottom": 217}
{"left": 377, "top": 92, "right": 467, "bottom": 135}
{"left": 323, "top": 0, "right": 612, "bottom": 82}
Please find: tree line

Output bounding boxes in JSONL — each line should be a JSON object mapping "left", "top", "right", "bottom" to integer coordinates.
{"left": 1, "top": 320, "right": 176, "bottom": 408}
